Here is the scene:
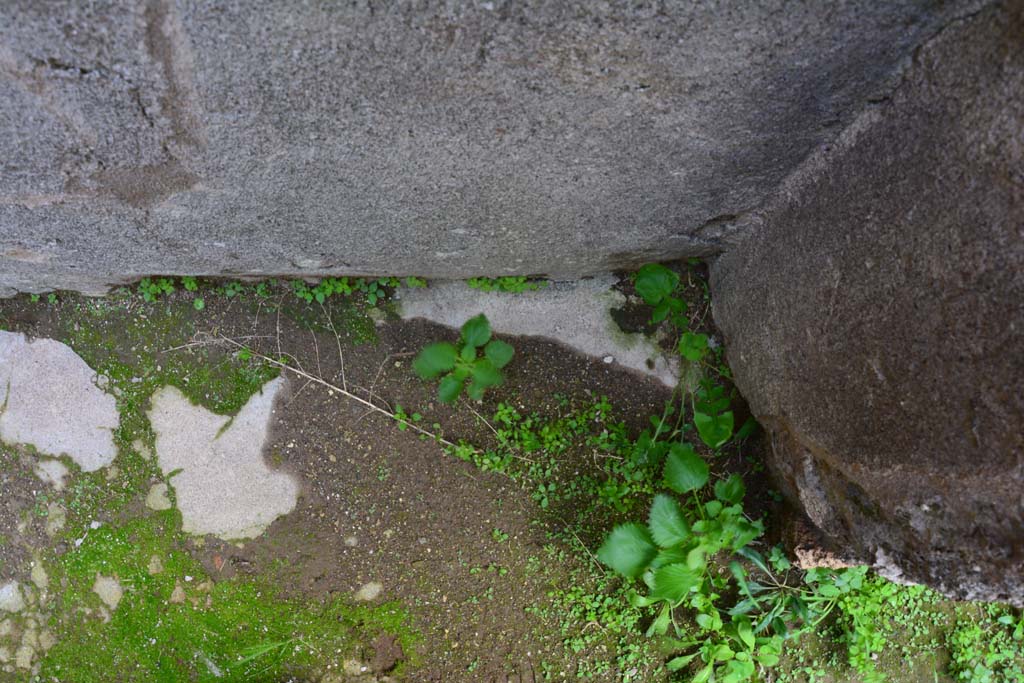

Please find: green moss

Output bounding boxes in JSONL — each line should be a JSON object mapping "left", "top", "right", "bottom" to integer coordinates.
{"left": 281, "top": 297, "right": 378, "bottom": 345}
{"left": 40, "top": 513, "right": 419, "bottom": 682}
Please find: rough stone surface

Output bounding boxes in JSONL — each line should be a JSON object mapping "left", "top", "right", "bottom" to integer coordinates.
{"left": 0, "top": 1, "right": 984, "bottom": 293}
{"left": 144, "top": 482, "right": 172, "bottom": 511}
{"left": 0, "top": 331, "right": 118, "bottom": 471}
{"left": 148, "top": 377, "right": 299, "bottom": 540}
{"left": 398, "top": 276, "right": 678, "bottom": 386}
{"left": 0, "top": 584, "right": 24, "bottom": 614}
{"left": 91, "top": 574, "right": 123, "bottom": 611}
{"left": 711, "top": 4, "right": 1023, "bottom": 604}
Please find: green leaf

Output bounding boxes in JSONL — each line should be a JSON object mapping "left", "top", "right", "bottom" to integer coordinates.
{"left": 651, "top": 563, "right": 700, "bottom": 603}
{"left": 412, "top": 342, "right": 459, "bottom": 379}
{"left": 647, "top": 494, "right": 691, "bottom": 547}
{"left": 646, "top": 603, "right": 672, "bottom": 637}
{"left": 664, "top": 443, "right": 709, "bottom": 493}
{"left": 634, "top": 263, "right": 680, "bottom": 306}
{"left": 484, "top": 339, "right": 514, "bottom": 368}
{"left": 695, "top": 410, "right": 734, "bottom": 449}
{"left": 193, "top": 298, "right": 205, "bottom": 311}
{"left": 735, "top": 416, "right": 759, "bottom": 440}
{"left": 692, "top": 664, "right": 714, "bottom": 683}
{"left": 666, "top": 653, "right": 699, "bottom": 672}
{"left": 735, "top": 617, "right": 755, "bottom": 650}
{"left": 437, "top": 374, "right": 464, "bottom": 403}
{"left": 470, "top": 359, "right": 504, "bottom": 388}
{"left": 651, "top": 300, "right": 672, "bottom": 323}
{"left": 714, "top": 474, "right": 746, "bottom": 504}
{"left": 465, "top": 378, "right": 487, "bottom": 401}
{"left": 460, "top": 344, "right": 477, "bottom": 362}
{"left": 678, "top": 332, "right": 709, "bottom": 362}
{"left": 460, "top": 314, "right": 492, "bottom": 348}
{"left": 597, "top": 524, "right": 657, "bottom": 578}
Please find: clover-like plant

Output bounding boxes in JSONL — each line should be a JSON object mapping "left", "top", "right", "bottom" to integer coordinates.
{"left": 412, "top": 314, "right": 514, "bottom": 403}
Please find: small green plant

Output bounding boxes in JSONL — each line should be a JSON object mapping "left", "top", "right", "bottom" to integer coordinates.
{"left": 634, "top": 263, "right": 687, "bottom": 328}
{"left": 181, "top": 276, "right": 199, "bottom": 292}
{"left": 412, "top": 314, "right": 514, "bottom": 403}
{"left": 193, "top": 297, "right": 205, "bottom": 311}
{"left": 138, "top": 277, "right": 176, "bottom": 302}
{"left": 466, "top": 276, "right": 549, "bottom": 293}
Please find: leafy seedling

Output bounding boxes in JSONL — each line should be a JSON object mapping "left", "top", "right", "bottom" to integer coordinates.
{"left": 412, "top": 314, "right": 514, "bottom": 403}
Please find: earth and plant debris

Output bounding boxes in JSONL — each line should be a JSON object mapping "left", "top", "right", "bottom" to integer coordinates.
{"left": 0, "top": 264, "right": 1020, "bottom": 682}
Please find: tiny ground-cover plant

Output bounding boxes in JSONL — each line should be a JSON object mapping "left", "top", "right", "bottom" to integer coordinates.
{"left": 466, "top": 276, "right": 549, "bottom": 293}
{"left": 412, "top": 314, "right": 514, "bottom": 403}
{"left": 138, "top": 277, "right": 176, "bottom": 302}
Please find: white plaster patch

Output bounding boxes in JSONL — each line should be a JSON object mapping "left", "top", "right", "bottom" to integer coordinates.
{"left": 145, "top": 483, "right": 172, "bottom": 511}
{"left": 0, "top": 582, "right": 24, "bottom": 613}
{"left": 33, "top": 459, "right": 69, "bottom": 491}
{"left": 148, "top": 378, "right": 298, "bottom": 540}
{"left": 0, "top": 331, "right": 118, "bottom": 471}
{"left": 92, "top": 575, "right": 123, "bottom": 610}
{"left": 397, "top": 276, "right": 678, "bottom": 386}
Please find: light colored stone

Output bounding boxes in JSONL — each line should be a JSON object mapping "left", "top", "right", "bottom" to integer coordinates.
{"left": 132, "top": 439, "right": 154, "bottom": 460}
{"left": 0, "top": 332, "right": 119, "bottom": 471}
{"left": 0, "top": 647, "right": 9, "bottom": 663}
{"left": 33, "top": 459, "right": 69, "bottom": 491}
{"left": 0, "top": 619, "right": 12, "bottom": 637}
{"left": 145, "top": 483, "right": 173, "bottom": 511}
{"left": 0, "top": 583, "right": 24, "bottom": 614}
{"left": 399, "top": 277, "right": 678, "bottom": 386}
{"left": 92, "top": 575, "right": 123, "bottom": 611}
{"left": 38, "top": 631, "right": 56, "bottom": 652}
{"left": 44, "top": 503, "right": 66, "bottom": 537}
{"left": 30, "top": 561, "right": 47, "bottom": 592}
{"left": 147, "top": 555, "right": 164, "bottom": 575}
{"left": 148, "top": 378, "right": 299, "bottom": 539}
{"left": 0, "top": 2, "right": 978, "bottom": 293}
{"left": 353, "top": 581, "right": 382, "bottom": 602}
{"left": 168, "top": 582, "right": 186, "bottom": 604}
{"left": 14, "top": 644, "right": 32, "bottom": 670}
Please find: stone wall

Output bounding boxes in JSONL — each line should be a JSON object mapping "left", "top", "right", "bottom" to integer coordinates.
{"left": 711, "top": 2, "right": 1023, "bottom": 604}
{"left": 1, "top": 0, "right": 981, "bottom": 293}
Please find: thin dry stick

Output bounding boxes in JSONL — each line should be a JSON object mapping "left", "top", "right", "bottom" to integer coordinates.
{"left": 318, "top": 301, "right": 347, "bottom": 391}
{"left": 218, "top": 335, "right": 463, "bottom": 451}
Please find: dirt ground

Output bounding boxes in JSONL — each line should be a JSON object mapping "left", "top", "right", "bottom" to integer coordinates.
{"left": 0, "top": 287, "right": 698, "bottom": 682}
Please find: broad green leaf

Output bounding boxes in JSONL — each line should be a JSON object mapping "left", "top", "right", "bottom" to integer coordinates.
{"left": 635, "top": 264, "right": 680, "bottom": 306}
{"left": 648, "top": 494, "right": 691, "bottom": 547}
{"left": 646, "top": 603, "right": 672, "bottom": 637}
{"left": 666, "top": 653, "right": 699, "bottom": 672}
{"left": 705, "top": 500, "right": 723, "bottom": 519}
{"left": 692, "top": 664, "right": 714, "bottom": 683}
{"left": 756, "top": 651, "right": 780, "bottom": 667}
{"left": 686, "top": 546, "right": 706, "bottom": 572}
{"left": 694, "top": 410, "right": 734, "bottom": 449}
{"left": 412, "top": 342, "right": 458, "bottom": 379}
{"left": 484, "top": 339, "right": 515, "bottom": 368}
{"left": 460, "top": 344, "right": 477, "bottom": 362}
{"left": 460, "top": 313, "right": 492, "bottom": 348}
{"left": 713, "top": 643, "right": 735, "bottom": 661}
{"left": 678, "top": 332, "right": 709, "bottom": 362}
{"left": 651, "top": 563, "right": 700, "bottom": 603}
{"left": 651, "top": 300, "right": 672, "bottom": 323}
{"left": 714, "top": 474, "right": 746, "bottom": 504}
{"left": 470, "top": 359, "right": 504, "bottom": 388}
{"left": 736, "top": 547, "right": 770, "bottom": 576}
{"left": 735, "top": 415, "right": 759, "bottom": 440}
{"left": 735, "top": 617, "right": 755, "bottom": 650}
{"left": 664, "top": 443, "right": 709, "bottom": 493}
{"left": 437, "top": 374, "right": 464, "bottom": 403}
{"left": 465, "top": 378, "right": 487, "bottom": 401}
{"left": 650, "top": 546, "right": 689, "bottom": 569}
{"left": 597, "top": 524, "right": 657, "bottom": 578}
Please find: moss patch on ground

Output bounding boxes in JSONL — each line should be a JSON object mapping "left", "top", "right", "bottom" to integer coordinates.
{"left": 38, "top": 512, "right": 417, "bottom": 683}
